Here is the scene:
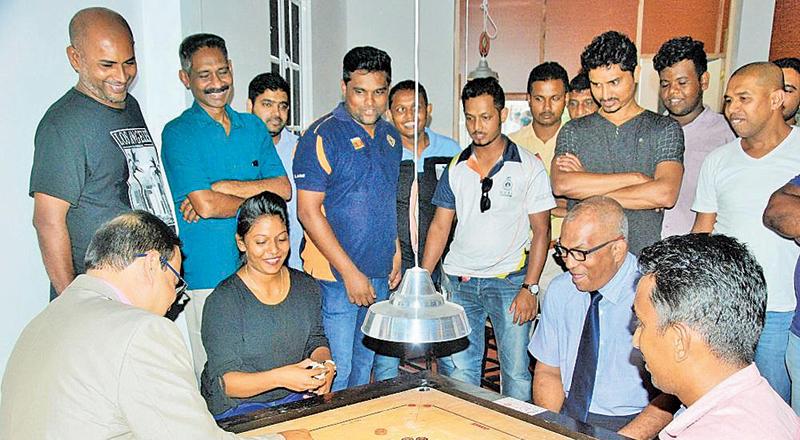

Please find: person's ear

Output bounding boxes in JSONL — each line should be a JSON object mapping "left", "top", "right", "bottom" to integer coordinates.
{"left": 66, "top": 45, "right": 81, "bottom": 72}
{"left": 246, "top": 98, "right": 253, "bottom": 113}
{"left": 699, "top": 71, "right": 710, "bottom": 92}
{"left": 139, "top": 251, "right": 162, "bottom": 286}
{"left": 235, "top": 233, "right": 246, "bottom": 253}
{"left": 500, "top": 106, "right": 509, "bottom": 123}
{"left": 670, "top": 323, "right": 691, "bottom": 362}
{"left": 770, "top": 88, "right": 786, "bottom": 112}
{"left": 340, "top": 80, "right": 347, "bottom": 99}
{"left": 178, "top": 69, "right": 190, "bottom": 90}
{"left": 633, "top": 65, "right": 641, "bottom": 84}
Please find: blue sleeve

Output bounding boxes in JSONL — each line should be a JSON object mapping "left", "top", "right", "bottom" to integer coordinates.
{"left": 292, "top": 130, "right": 330, "bottom": 193}
{"left": 528, "top": 279, "right": 561, "bottom": 367}
{"left": 257, "top": 131, "right": 287, "bottom": 178}
{"left": 790, "top": 174, "right": 800, "bottom": 186}
{"left": 431, "top": 163, "right": 456, "bottom": 209}
{"left": 161, "top": 124, "right": 211, "bottom": 202}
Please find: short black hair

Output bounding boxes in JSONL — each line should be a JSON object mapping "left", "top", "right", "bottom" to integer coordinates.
{"left": 237, "top": 191, "right": 289, "bottom": 239}
{"left": 774, "top": 57, "right": 800, "bottom": 76}
{"left": 569, "top": 71, "right": 591, "bottom": 92}
{"left": 85, "top": 211, "right": 181, "bottom": 271}
{"left": 581, "top": 30, "right": 638, "bottom": 73}
{"left": 526, "top": 62, "right": 569, "bottom": 94}
{"left": 461, "top": 77, "right": 505, "bottom": 111}
{"left": 638, "top": 234, "right": 767, "bottom": 367}
{"left": 342, "top": 46, "right": 392, "bottom": 84}
{"left": 179, "top": 33, "right": 227, "bottom": 73}
{"left": 248, "top": 73, "right": 290, "bottom": 103}
{"left": 653, "top": 36, "right": 708, "bottom": 77}
{"left": 389, "top": 80, "right": 429, "bottom": 107}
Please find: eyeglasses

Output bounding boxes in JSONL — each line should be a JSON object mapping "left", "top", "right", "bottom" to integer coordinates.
{"left": 553, "top": 236, "right": 624, "bottom": 262}
{"left": 480, "top": 177, "right": 493, "bottom": 213}
{"left": 135, "top": 253, "right": 189, "bottom": 305}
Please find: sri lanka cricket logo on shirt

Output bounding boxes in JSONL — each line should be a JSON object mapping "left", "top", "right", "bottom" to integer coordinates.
{"left": 350, "top": 137, "right": 365, "bottom": 150}
{"left": 386, "top": 134, "right": 396, "bottom": 147}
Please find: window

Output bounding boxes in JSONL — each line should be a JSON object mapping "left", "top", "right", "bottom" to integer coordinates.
{"left": 269, "top": 0, "right": 303, "bottom": 130}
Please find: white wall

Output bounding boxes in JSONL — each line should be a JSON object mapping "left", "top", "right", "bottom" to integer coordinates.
{"left": 344, "top": 0, "right": 457, "bottom": 138}
{"left": 181, "top": 0, "right": 272, "bottom": 111}
{"left": 728, "top": 0, "right": 776, "bottom": 72}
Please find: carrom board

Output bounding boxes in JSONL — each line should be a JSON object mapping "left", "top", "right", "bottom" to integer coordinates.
{"left": 221, "top": 372, "right": 627, "bottom": 440}
{"left": 242, "top": 387, "right": 572, "bottom": 439}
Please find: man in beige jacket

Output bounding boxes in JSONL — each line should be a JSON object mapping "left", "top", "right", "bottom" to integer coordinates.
{"left": 0, "top": 211, "right": 308, "bottom": 439}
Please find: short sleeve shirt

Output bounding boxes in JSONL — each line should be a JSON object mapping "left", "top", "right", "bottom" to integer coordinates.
{"left": 432, "top": 138, "right": 556, "bottom": 277}
{"left": 274, "top": 128, "right": 303, "bottom": 271}
{"left": 693, "top": 128, "right": 800, "bottom": 312}
{"left": 29, "top": 88, "right": 174, "bottom": 276}
{"left": 161, "top": 102, "right": 286, "bottom": 289}
{"left": 293, "top": 103, "right": 402, "bottom": 281}
{"left": 555, "top": 111, "right": 685, "bottom": 255}
{"left": 529, "top": 253, "right": 655, "bottom": 416}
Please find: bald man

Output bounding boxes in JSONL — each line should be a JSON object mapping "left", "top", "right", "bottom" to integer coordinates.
{"left": 692, "top": 62, "right": 800, "bottom": 402}
{"left": 30, "top": 7, "right": 175, "bottom": 300}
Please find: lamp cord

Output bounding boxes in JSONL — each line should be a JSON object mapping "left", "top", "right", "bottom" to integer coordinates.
{"left": 413, "top": 0, "right": 420, "bottom": 268}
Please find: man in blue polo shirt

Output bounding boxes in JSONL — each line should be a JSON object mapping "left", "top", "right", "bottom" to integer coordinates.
{"left": 161, "top": 33, "right": 290, "bottom": 375}
{"left": 294, "top": 46, "right": 402, "bottom": 391}
{"left": 372, "top": 80, "right": 461, "bottom": 381}
{"left": 247, "top": 72, "right": 302, "bottom": 270}
{"left": 422, "top": 77, "right": 555, "bottom": 401}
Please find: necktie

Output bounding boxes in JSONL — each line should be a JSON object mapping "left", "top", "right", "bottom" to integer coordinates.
{"left": 562, "top": 290, "right": 602, "bottom": 423}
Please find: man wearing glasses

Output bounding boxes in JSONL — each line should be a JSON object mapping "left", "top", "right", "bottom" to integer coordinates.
{"left": 1, "top": 211, "right": 309, "bottom": 439}
{"left": 529, "top": 196, "right": 674, "bottom": 437}
{"left": 422, "top": 77, "right": 555, "bottom": 402}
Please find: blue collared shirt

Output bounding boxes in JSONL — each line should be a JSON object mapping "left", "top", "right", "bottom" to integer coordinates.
{"left": 529, "top": 253, "right": 656, "bottom": 416}
{"left": 293, "top": 103, "right": 402, "bottom": 281}
{"left": 161, "top": 102, "right": 286, "bottom": 289}
{"left": 274, "top": 128, "right": 302, "bottom": 271}
{"left": 401, "top": 128, "right": 461, "bottom": 166}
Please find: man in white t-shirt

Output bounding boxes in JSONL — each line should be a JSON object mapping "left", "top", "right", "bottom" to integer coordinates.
{"left": 692, "top": 62, "right": 800, "bottom": 403}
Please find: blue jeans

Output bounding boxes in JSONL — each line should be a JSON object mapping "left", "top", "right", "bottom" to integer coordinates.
{"left": 755, "top": 311, "right": 792, "bottom": 403}
{"left": 213, "top": 392, "right": 308, "bottom": 420}
{"left": 319, "top": 277, "right": 389, "bottom": 391}
{"left": 437, "top": 270, "right": 532, "bottom": 401}
{"left": 786, "top": 331, "right": 800, "bottom": 414}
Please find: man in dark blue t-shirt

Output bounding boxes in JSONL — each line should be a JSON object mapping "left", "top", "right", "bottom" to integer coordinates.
{"left": 293, "top": 46, "right": 402, "bottom": 391}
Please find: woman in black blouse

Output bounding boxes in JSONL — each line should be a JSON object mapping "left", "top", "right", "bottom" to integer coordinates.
{"left": 200, "top": 191, "right": 334, "bottom": 419}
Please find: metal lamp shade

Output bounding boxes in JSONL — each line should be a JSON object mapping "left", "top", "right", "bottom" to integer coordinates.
{"left": 467, "top": 57, "right": 499, "bottom": 81}
{"left": 361, "top": 267, "right": 471, "bottom": 343}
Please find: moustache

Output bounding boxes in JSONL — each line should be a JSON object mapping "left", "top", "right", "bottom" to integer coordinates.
{"left": 203, "top": 85, "right": 230, "bottom": 95}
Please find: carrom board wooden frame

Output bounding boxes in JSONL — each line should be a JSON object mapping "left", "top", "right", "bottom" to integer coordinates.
{"left": 219, "top": 371, "right": 629, "bottom": 440}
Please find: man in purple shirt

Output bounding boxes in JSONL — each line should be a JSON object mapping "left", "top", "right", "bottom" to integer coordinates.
{"left": 764, "top": 174, "right": 800, "bottom": 414}
{"left": 634, "top": 234, "right": 800, "bottom": 439}
{"left": 653, "top": 37, "right": 735, "bottom": 238}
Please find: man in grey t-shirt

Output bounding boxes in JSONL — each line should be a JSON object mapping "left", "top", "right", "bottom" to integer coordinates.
{"left": 551, "top": 31, "right": 684, "bottom": 256}
{"left": 29, "top": 7, "right": 173, "bottom": 299}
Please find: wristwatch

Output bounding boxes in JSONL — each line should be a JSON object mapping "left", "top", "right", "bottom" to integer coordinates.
{"left": 521, "top": 283, "right": 540, "bottom": 295}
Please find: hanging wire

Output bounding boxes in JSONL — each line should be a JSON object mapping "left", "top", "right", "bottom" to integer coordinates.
{"left": 412, "top": 0, "right": 420, "bottom": 268}
{"left": 480, "top": 0, "right": 499, "bottom": 39}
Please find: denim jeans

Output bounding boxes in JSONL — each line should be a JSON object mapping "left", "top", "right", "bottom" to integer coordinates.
{"left": 437, "top": 270, "right": 532, "bottom": 401}
{"left": 786, "top": 331, "right": 800, "bottom": 414}
{"left": 754, "top": 311, "right": 792, "bottom": 403}
{"left": 319, "top": 277, "right": 389, "bottom": 391}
